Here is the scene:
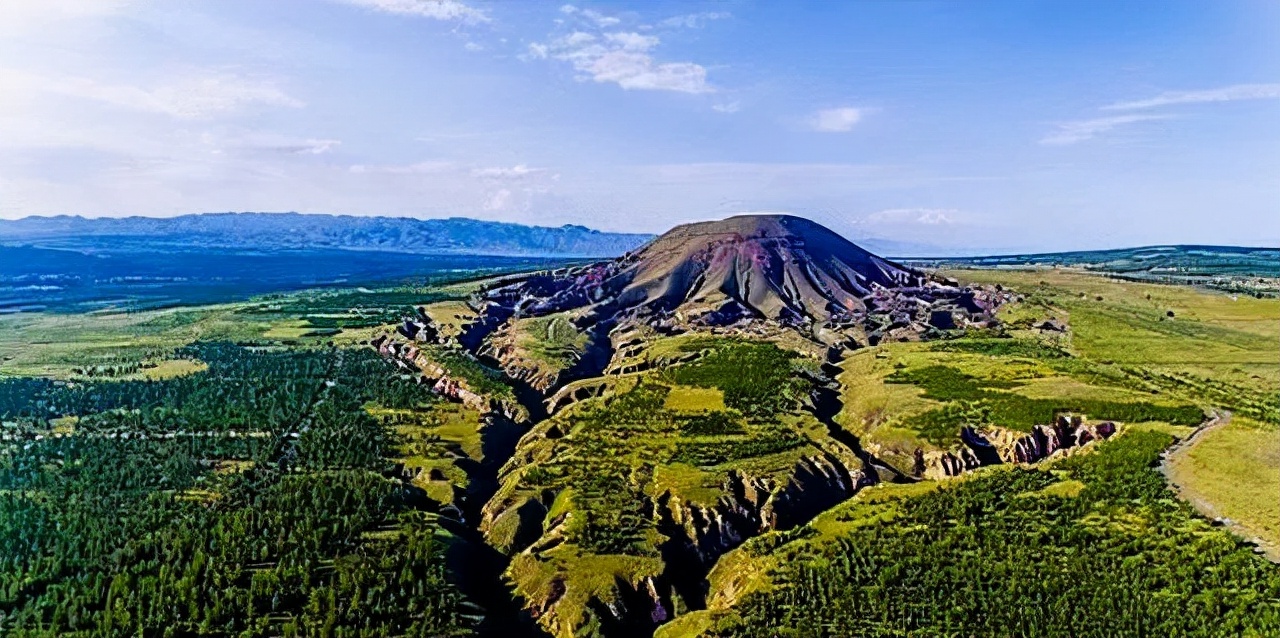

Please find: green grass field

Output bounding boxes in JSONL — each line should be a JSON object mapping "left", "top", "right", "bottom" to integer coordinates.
{"left": 1167, "top": 415, "right": 1280, "bottom": 558}
{"left": 0, "top": 284, "right": 457, "bottom": 379}
{"left": 944, "top": 267, "right": 1279, "bottom": 553}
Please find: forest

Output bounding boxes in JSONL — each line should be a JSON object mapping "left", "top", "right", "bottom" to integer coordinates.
{"left": 0, "top": 343, "right": 474, "bottom": 637}
{"left": 712, "top": 430, "right": 1280, "bottom": 637}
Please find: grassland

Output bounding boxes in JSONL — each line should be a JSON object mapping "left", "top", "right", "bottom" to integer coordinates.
{"left": 949, "top": 268, "right": 1279, "bottom": 372}
{"left": 1166, "top": 414, "right": 1280, "bottom": 559}
{"left": 512, "top": 312, "right": 589, "bottom": 366}
{"left": 835, "top": 337, "right": 1201, "bottom": 470}
{"left": 941, "top": 267, "right": 1279, "bottom": 553}
{"left": 2, "top": 257, "right": 1276, "bottom": 637}
{"left": 421, "top": 300, "right": 479, "bottom": 340}
{"left": 0, "top": 284, "right": 458, "bottom": 379}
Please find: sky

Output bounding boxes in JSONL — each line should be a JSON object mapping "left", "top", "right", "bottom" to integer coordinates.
{"left": 1, "top": 0, "right": 1277, "bottom": 254}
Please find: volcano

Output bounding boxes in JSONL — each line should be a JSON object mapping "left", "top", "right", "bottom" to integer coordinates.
{"left": 469, "top": 214, "right": 992, "bottom": 330}
{"left": 388, "top": 214, "right": 1001, "bottom": 400}
{"left": 405, "top": 214, "right": 1009, "bottom": 396}
{"left": 593, "top": 214, "right": 926, "bottom": 323}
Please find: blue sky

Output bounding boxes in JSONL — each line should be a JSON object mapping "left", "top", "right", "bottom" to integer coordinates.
{"left": 1, "top": 0, "right": 1277, "bottom": 254}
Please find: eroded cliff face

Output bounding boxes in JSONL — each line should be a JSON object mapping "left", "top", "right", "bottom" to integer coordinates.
{"left": 520, "top": 571, "right": 674, "bottom": 638}
{"left": 374, "top": 335, "right": 531, "bottom": 423}
{"left": 659, "top": 454, "right": 869, "bottom": 564}
{"left": 922, "top": 415, "right": 1118, "bottom": 480}
{"left": 481, "top": 444, "right": 875, "bottom": 637}
{"left": 480, "top": 326, "right": 566, "bottom": 395}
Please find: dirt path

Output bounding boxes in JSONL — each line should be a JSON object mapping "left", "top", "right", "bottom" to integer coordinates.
{"left": 1159, "top": 410, "right": 1280, "bottom": 562}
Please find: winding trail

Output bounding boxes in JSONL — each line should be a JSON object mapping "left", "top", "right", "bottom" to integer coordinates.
{"left": 1158, "top": 410, "right": 1279, "bottom": 562}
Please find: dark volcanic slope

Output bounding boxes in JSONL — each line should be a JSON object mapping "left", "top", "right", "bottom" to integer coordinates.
{"left": 615, "top": 215, "right": 924, "bottom": 321}
{"left": 484, "top": 214, "right": 929, "bottom": 327}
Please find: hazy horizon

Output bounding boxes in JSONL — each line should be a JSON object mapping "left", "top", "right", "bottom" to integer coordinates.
{"left": 2, "top": 1, "right": 1277, "bottom": 253}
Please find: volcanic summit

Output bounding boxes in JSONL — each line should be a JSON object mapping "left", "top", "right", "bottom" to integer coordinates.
{"left": 595, "top": 214, "right": 925, "bottom": 323}
{"left": 465, "top": 214, "right": 995, "bottom": 340}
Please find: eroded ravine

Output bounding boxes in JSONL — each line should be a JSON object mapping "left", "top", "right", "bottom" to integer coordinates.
{"left": 377, "top": 213, "right": 1010, "bottom": 636}
{"left": 385, "top": 323, "right": 949, "bottom": 636}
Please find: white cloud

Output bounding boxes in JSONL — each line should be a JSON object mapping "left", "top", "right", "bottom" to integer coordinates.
{"left": 559, "top": 5, "right": 620, "bottom": 27}
{"left": 531, "top": 7, "right": 714, "bottom": 95}
{"left": 265, "top": 138, "right": 340, "bottom": 155}
{"left": 526, "top": 43, "right": 550, "bottom": 59}
{"left": 349, "top": 161, "right": 455, "bottom": 174}
{"left": 1039, "top": 114, "right": 1171, "bottom": 145}
{"left": 712, "top": 101, "right": 740, "bottom": 114}
{"left": 809, "top": 107, "right": 863, "bottom": 132}
{"left": 562, "top": 31, "right": 597, "bottom": 47}
{"left": 659, "top": 12, "right": 731, "bottom": 29}
{"left": 464, "top": 41, "right": 484, "bottom": 51}
{"left": 0, "top": 0, "right": 134, "bottom": 36}
{"left": 471, "top": 164, "right": 544, "bottom": 179}
{"left": 0, "top": 68, "right": 303, "bottom": 119}
{"left": 535, "top": 30, "right": 710, "bottom": 93}
{"left": 334, "top": 0, "right": 489, "bottom": 24}
{"left": 862, "top": 208, "right": 958, "bottom": 225}
{"left": 605, "top": 32, "right": 659, "bottom": 51}
{"left": 1103, "top": 83, "right": 1280, "bottom": 111}
{"left": 583, "top": 10, "right": 620, "bottom": 27}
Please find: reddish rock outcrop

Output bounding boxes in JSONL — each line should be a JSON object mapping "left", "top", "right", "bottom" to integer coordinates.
{"left": 923, "top": 415, "right": 1117, "bottom": 479}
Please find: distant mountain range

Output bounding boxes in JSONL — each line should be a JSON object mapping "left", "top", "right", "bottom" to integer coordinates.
{"left": 0, "top": 213, "right": 655, "bottom": 258}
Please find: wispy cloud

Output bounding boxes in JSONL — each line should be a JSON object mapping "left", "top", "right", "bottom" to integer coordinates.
{"left": 0, "top": 68, "right": 302, "bottom": 119}
{"left": 809, "top": 107, "right": 863, "bottom": 132}
{"left": 659, "top": 12, "right": 731, "bottom": 29}
{"left": 1039, "top": 114, "right": 1171, "bottom": 145}
{"left": 349, "top": 160, "right": 455, "bottom": 174}
{"left": 559, "top": 4, "right": 620, "bottom": 28}
{"left": 1103, "top": 83, "right": 1280, "bottom": 111}
{"left": 483, "top": 188, "right": 512, "bottom": 210}
{"left": 346, "top": 161, "right": 553, "bottom": 213}
{"left": 530, "top": 7, "right": 713, "bottom": 94}
{"left": 335, "top": 0, "right": 488, "bottom": 24}
{"left": 211, "top": 133, "right": 340, "bottom": 155}
{"left": 712, "top": 101, "right": 740, "bottom": 114}
{"left": 529, "top": 30, "right": 711, "bottom": 93}
{"left": 1044, "top": 82, "right": 1279, "bottom": 145}
{"left": 471, "top": 164, "right": 546, "bottom": 179}
{"left": 862, "top": 208, "right": 959, "bottom": 225}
